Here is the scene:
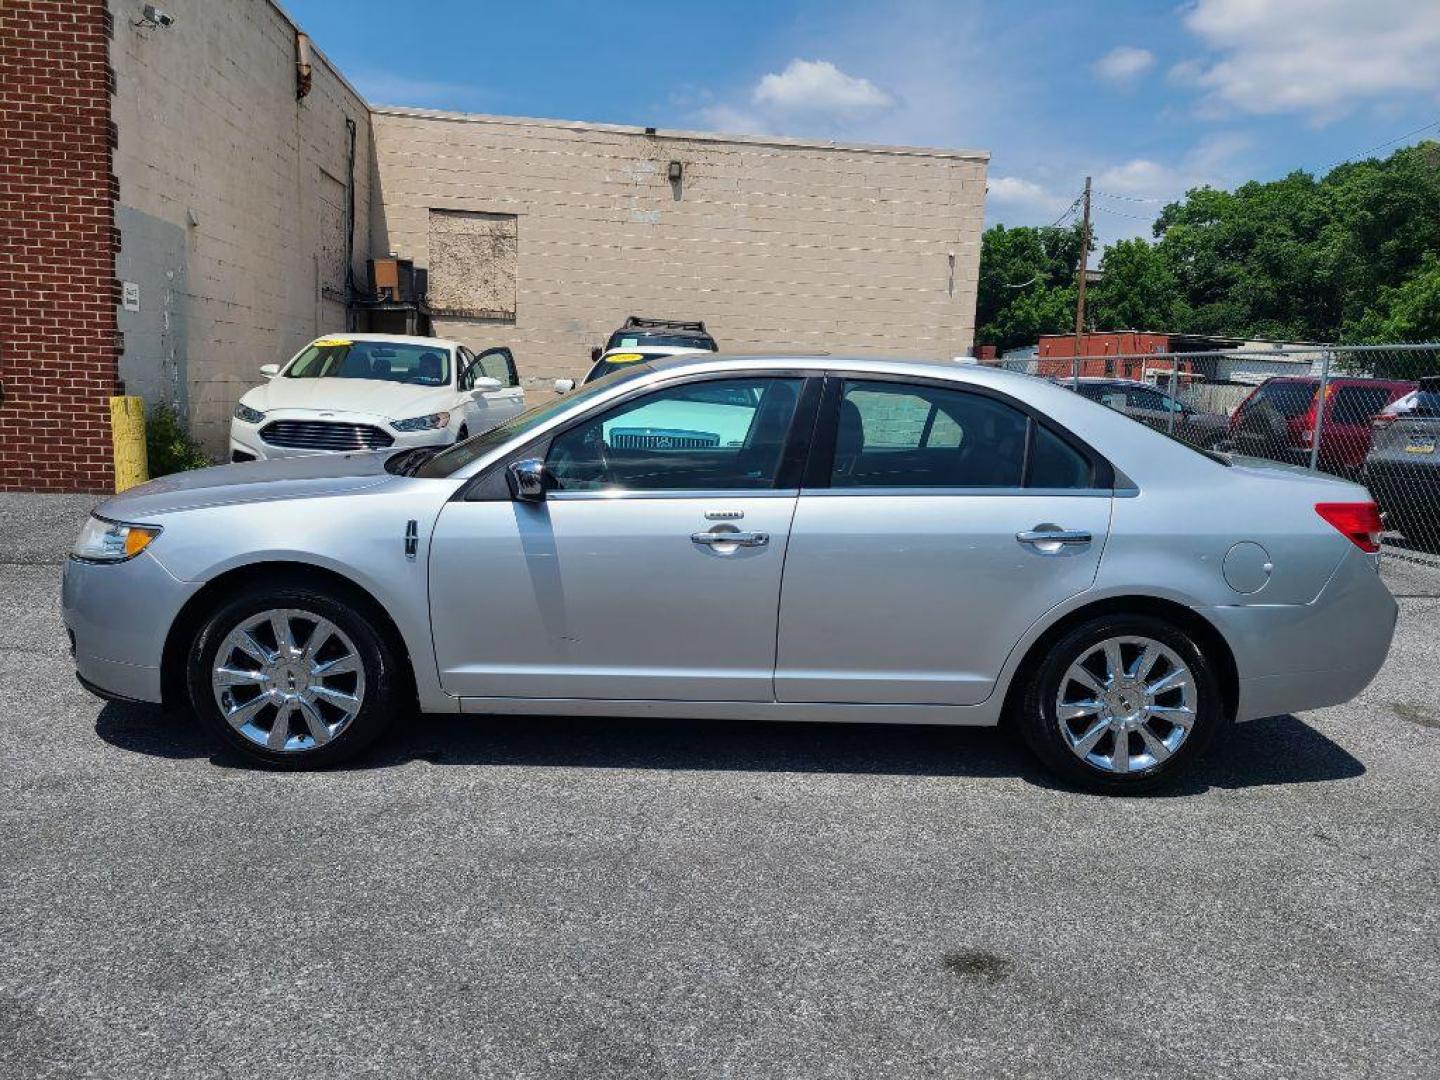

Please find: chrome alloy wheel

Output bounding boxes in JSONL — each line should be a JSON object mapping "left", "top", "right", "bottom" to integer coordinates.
{"left": 1054, "top": 635, "right": 1197, "bottom": 775}
{"left": 211, "top": 609, "right": 366, "bottom": 752}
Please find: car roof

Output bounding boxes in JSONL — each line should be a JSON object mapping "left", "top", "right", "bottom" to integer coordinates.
{"left": 610, "top": 325, "right": 714, "bottom": 339}
{"left": 312, "top": 333, "right": 461, "bottom": 350}
{"left": 644, "top": 352, "right": 1048, "bottom": 389}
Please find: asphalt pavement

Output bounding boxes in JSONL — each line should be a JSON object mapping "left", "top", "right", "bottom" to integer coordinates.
{"left": 1, "top": 492, "right": 1437, "bottom": 1079}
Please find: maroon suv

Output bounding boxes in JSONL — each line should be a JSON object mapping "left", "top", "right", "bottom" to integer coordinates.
{"left": 1229, "top": 376, "right": 1416, "bottom": 475}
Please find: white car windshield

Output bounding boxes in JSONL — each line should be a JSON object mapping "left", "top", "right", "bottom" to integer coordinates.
{"left": 285, "top": 340, "right": 451, "bottom": 387}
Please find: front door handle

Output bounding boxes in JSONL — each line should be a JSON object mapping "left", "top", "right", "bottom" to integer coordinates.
{"left": 692, "top": 530, "right": 769, "bottom": 547}
{"left": 1016, "top": 528, "right": 1092, "bottom": 546}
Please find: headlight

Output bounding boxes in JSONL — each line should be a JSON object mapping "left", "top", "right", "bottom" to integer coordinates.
{"left": 72, "top": 516, "right": 162, "bottom": 563}
{"left": 233, "top": 402, "right": 265, "bottom": 424}
{"left": 392, "top": 411, "right": 451, "bottom": 432}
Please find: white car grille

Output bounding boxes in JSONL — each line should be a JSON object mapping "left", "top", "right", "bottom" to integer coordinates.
{"left": 259, "top": 420, "right": 395, "bottom": 451}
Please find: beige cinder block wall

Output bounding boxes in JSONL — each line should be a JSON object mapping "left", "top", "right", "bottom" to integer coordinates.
{"left": 110, "top": 0, "right": 372, "bottom": 453}
{"left": 369, "top": 107, "right": 988, "bottom": 388}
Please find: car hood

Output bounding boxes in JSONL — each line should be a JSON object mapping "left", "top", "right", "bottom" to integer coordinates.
{"left": 241, "top": 377, "right": 453, "bottom": 419}
{"left": 95, "top": 452, "right": 400, "bottom": 519}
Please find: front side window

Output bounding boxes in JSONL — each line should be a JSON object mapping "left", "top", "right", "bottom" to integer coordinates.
{"left": 476, "top": 349, "right": 518, "bottom": 387}
{"left": 547, "top": 377, "right": 803, "bottom": 492}
{"left": 831, "top": 380, "right": 1092, "bottom": 489}
{"left": 286, "top": 340, "right": 451, "bottom": 387}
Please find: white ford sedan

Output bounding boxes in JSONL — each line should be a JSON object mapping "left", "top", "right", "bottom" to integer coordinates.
{"left": 229, "top": 334, "right": 524, "bottom": 461}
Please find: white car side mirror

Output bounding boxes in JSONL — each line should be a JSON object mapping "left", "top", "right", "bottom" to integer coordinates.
{"left": 554, "top": 378, "right": 576, "bottom": 394}
{"left": 470, "top": 377, "right": 503, "bottom": 398}
{"left": 260, "top": 363, "right": 280, "bottom": 379}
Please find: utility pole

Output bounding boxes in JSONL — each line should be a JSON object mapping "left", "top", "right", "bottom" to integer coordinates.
{"left": 1072, "top": 176, "right": 1092, "bottom": 388}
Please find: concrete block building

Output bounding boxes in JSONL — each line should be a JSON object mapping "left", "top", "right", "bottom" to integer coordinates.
{"left": 0, "top": 0, "right": 988, "bottom": 490}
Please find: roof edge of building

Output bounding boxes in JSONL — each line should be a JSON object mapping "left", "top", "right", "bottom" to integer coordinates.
{"left": 369, "top": 104, "right": 991, "bottom": 162}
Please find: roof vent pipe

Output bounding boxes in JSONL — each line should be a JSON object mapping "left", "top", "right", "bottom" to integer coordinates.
{"left": 295, "top": 32, "right": 313, "bottom": 100}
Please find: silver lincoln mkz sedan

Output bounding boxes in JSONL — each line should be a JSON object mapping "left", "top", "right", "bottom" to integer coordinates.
{"left": 64, "top": 355, "right": 1398, "bottom": 792}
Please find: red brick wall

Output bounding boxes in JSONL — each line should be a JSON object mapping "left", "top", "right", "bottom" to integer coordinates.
{"left": 0, "top": 0, "right": 118, "bottom": 492}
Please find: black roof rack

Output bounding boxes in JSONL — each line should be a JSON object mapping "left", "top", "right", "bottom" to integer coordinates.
{"left": 621, "top": 315, "right": 708, "bottom": 334}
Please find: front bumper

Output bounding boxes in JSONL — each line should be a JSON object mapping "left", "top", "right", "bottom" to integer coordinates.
{"left": 62, "top": 551, "right": 201, "bottom": 705}
{"left": 229, "top": 412, "right": 458, "bottom": 462}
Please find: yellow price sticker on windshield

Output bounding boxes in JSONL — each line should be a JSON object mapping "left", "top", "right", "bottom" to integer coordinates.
{"left": 312, "top": 337, "right": 352, "bottom": 347}
{"left": 605, "top": 352, "right": 646, "bottom": 364}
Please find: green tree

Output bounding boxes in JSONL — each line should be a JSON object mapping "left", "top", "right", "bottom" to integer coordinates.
{"left": 975, "top": 222, "right": 1086, "bottom": 352}
{"left": 1087, "top": 237, "right": 1180, "bottom": 331}
{"left": 1344, "top": 253, "right": 1440, "bottom": 344}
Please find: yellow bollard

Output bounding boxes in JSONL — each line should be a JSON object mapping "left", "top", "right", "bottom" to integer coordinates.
{"left": 110, "top": 395, "right": 149, "bottom": 493}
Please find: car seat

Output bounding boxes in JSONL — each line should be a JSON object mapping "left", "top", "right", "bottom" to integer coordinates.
{"left": 417, "top": 352, "right": 444, "bottom": 385}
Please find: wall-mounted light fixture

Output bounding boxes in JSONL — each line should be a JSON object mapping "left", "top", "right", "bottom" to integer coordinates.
{"left": 667, "top": 160, "right": 683, "bottom": 183}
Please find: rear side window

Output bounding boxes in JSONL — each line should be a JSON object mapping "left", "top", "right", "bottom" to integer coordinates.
{"left": 1330, "top": 385, "right": 1394, "bottom": 425}
{"left": 1247, "top": 382, "right": 1313, "bottom": 417}
{"left": 831, "top": 380, "right": 1093, "bottom": 489}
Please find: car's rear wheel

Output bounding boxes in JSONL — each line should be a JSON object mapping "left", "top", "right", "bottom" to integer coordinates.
{"left": 1017, "top": 615, "right": 1225, "bottom": 794}
{"left": 186, "top": 585, "right": 399, "bottom": 768}
{"left": 455, "top": 424, "right": 468, "bottom": 442}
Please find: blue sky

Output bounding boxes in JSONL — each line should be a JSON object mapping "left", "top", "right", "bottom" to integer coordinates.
{"left": 288, "top": 0, "right": 1440, "bottom": 246}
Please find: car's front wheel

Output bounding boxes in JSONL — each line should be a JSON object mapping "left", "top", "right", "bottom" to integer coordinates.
{"left": 186, "top": 584, "right": 400, "bottom": 768}
{"left": 1017, "top": 615, "right": 1225, "bottom": 794}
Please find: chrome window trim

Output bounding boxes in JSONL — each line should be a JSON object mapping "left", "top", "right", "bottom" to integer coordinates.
{"left": 799, "top": 486, "right": 1114, "bottom": 499}
{"left": 545, "top": 488, "right": 801, "bottom": 502}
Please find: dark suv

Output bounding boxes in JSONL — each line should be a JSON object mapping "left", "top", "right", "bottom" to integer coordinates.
{"left": 1364, "top": 376, "right": 1440, "bottom": 547}
{"left": 1228, "top": 376, "right": 1415, "bottom": 475}
{"left": 1070, "top": 378, "right": 1229, "bottom": 448}
{"left": 594, "top": 316, "right": 718, "bottom": 361}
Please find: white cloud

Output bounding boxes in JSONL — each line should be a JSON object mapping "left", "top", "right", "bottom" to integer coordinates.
{"left": 751, "top": 59, "right": 895, "bottom": 118}
{"left": 987, "top": 176, "right": 1071, "bottom": 217}
{"left": 1092, "top": 46, "right": 1155, "bottom": 86}
{"left": 1177, "top": 0, "right": 1440, "bottom": 120}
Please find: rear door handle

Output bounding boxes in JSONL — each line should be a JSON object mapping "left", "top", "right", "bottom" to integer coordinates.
{"left": 1016, "top": 528, "right": 1092, "bottom": 546}
{"left": 692, "top": 530, "right": 769, "bottom": 547}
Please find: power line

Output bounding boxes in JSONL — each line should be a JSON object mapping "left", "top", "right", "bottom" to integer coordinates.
{"left": 1093, "top": 204, "right": 1155, "bottom": 223}
{"left": 1324, "top": 117, "right": 1440, "bottom": 171}
{"left": 1048, "top": 195, "right": 1082, "bottom": 228}
{"left": 1094, "top": 190, "right": 1164, "bottom": 204}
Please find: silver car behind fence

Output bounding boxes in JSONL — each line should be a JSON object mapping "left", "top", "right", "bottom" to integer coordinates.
{"left": 64, "top": 355, "right": 1400, "bottom": 793}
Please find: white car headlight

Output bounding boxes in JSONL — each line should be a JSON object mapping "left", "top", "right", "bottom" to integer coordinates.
{"left": 233, "top": 402, "right": 266, "bottom": 425}
{"left": 392, "top": 411, "right": 451, "bottom": 432}
{"left": 72, "top": 515, "right": 162, "bottom": 563}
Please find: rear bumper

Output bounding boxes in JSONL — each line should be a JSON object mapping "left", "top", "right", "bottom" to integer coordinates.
{"left": 1210, "top": 549, "right": 1398, "bottom": 721}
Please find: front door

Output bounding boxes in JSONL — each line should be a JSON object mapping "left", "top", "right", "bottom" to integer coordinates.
{"left": 775, "top": 377, "right": 1113, "bottom": 706}
{"left": 459, "top": 347, "right": 526, "bottom": 433}
{"left": 429, "top": 374, "right": 812, "bottom": 701}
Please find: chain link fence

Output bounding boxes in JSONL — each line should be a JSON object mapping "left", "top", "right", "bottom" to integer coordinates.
{"left": 1004, "top": 344, "right": 1440, "bottom": 592}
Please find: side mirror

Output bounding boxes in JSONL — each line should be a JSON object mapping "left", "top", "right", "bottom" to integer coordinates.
{"left": 260, "top": 363, "right": 280, "bottom": 379}
{"left": 507, "top": 457, "right": 547, "bottom": 502}
{"left": 470, "top": 377, "right": 502, "bottom": 398}
{"left": 553, "top": 378, "right": 576, "bottom": 395}
{"left": 591, "top": 346, "right": 602, "bottom": 363}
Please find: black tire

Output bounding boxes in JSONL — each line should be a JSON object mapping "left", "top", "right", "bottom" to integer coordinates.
{"left": 186, "top": 583, "right": 401, "bottom": 769}
{"left": 1016, "top": 614, "right": 1226, "bottom": 795}
{"left": 455, "top": 424, "right": 469, "bottom": 443}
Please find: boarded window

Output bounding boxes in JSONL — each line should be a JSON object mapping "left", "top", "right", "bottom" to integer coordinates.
{"left": 428, "top": 210, "right": 517, "bottom": 321}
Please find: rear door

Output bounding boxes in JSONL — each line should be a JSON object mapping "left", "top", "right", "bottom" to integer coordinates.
{"left": 775, "top": 376, "right": 1113, "bottom": 706}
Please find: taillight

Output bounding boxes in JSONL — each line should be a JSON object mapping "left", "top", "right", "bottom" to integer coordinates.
{"left": 1315, "top": 502, "right": 1383, "bottom": 553}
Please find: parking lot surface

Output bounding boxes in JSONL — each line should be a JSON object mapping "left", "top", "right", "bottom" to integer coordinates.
{"left": 2, "top": 492, "right": 1437, "bottom": 1080}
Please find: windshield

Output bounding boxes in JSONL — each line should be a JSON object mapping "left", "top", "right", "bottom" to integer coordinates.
{"left": 605, "top": 332, "right": 717, "bottom": 352}
{"left": 416, "top": 364, "right": 654, "bottom": 478}
{"left": 285, "top": 340, "right": 451, "bottom": 387}
{"left": 586, "top": 351, "right": 656, "bottom": 383}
